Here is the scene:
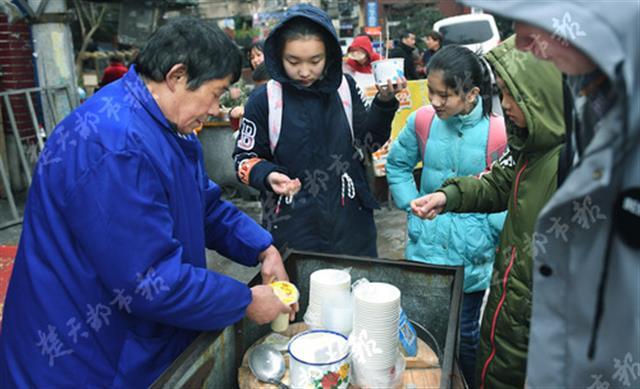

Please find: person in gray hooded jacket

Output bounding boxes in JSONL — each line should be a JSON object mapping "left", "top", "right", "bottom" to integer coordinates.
{"left": 459, "top": 1, "right": 639, "bottom": 387}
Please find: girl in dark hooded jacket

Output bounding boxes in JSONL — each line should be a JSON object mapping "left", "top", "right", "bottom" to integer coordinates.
{"left": 233, "top": 4, "right": 405, "bottom": 256}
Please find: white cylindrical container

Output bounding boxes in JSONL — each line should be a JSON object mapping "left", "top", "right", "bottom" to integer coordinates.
{"left": 372, "top": 58, "right": 405, "bottom": 86}
{"left": 304, "top": 269, "right": 351, "bottom": 328}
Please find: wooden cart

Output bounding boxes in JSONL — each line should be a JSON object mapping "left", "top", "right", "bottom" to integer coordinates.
{"left": 152, "top": 250, "right": 467, "bottom": 388}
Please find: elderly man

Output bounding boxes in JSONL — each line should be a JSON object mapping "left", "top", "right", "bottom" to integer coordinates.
{"left": 0, "top": 17, "right": 291, "bottom": 387}
{"left": 458, "top": 1, "right": 639, "bottom": 388}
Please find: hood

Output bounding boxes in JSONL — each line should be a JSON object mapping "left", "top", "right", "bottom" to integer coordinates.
{"left": 462, "top": 0, "right": 639, "bottom": 137}
{"left": 349, "top": 35, "right": 379, "bottom": 63}
{"left": 264, "top": 3, "right": 343, "bottom": 93}
{"left": 485, "top": 36, "right": 564, "bottom": 153}
{"left": 346, "top": 35, "right": 381, "bottom": 74}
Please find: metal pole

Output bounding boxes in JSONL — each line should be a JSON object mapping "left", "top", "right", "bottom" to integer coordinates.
{"left": 25, "top": 92, "right": 45, "bottom": 151}
{"left": 3, "top": 95, "right": 33, "bottom": 185}
{"left": 44, "top": 88, "right": 59, "bottom": 125}
{"left": 0, "top": 155, "right": 20, "bottom": 223}
{"left": 63, "top": 84, "right": 77, "bottom": 111}
{"left": 35, "top": 0, "right": 52, "bottom": 17}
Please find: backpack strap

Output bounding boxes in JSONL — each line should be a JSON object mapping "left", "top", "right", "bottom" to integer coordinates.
{"left": 267, "top": 76, "right": 353, "bottom": 155}
{"left": 486, "top": 114, "right": 507, "bottom": 166}
{"left": 266, "top": 79, "right": 284, "bottom": 154}
{"left": 337, "top": 75, "right": 353, "bottom": 141}
{"left": 414, "top": 105, "right": 437, "bottom": 161}
{"left": 415, "top": 106, "right": 507, "bottom": 168}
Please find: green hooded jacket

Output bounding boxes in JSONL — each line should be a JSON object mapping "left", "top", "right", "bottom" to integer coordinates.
{"left": 438, "top": 36, "right": 565, "bottom": 388}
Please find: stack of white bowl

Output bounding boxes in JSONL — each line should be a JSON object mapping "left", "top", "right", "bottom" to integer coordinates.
{"left": 303, "top": 269, "right": 351, "bottom": 328}
{"left": 352, "top": 282, "right": 401, "bottom": 382}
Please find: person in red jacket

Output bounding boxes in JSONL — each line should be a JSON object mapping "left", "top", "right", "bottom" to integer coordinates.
{"left": 99, "top": 55, "right": 128, "bottom": 87}
{"left": 343, "top": 34, "right": 380, "bottom": 75}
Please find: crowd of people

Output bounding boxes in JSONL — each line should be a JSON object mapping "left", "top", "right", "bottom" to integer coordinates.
{"left": 0, "top": 1, "right": 637, "bottom": 388}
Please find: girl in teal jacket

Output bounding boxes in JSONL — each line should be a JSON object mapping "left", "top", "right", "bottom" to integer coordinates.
{"left": 386, "top": 45, "right": 506, "bottom": 388}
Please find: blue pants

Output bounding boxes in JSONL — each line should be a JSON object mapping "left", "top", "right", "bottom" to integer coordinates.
{"left": 459, "top": 290, "right": 485, "bottom": 389}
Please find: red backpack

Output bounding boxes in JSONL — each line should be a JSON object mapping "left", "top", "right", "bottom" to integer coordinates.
{"left": 414, "top": 105, "right": 507, "bottom": 167}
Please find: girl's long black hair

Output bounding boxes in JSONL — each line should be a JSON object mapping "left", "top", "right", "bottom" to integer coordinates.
{"left": 427, "top": 45, "right": 493, "bottom": 116}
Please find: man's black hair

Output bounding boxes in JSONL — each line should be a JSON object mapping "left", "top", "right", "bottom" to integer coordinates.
{"left": 135, "top": 17, "right": 242, "bottom": 90}
{"left": 425, "top": 30, "right": 443, "bottom": 45}
{"left": 397, "top": 29, "right": 415, "bottom": 41}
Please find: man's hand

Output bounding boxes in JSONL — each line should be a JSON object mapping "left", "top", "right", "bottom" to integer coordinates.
{"left": 246, "top": 285, "right": 291, "bottom": 325}
{"left": 376, "top": 77, "right": 408, "bottom": 102}
{"left": 258, "top": 245, "right": 299, "bottom": 320}
{"left": 267, "top": 172, "right": 301, "bottom": 197}
{"left": 259, "top": 245, "right": 288, "bottom": 284}
{"left": 410, "top": 192, "right": 447, "bottom": 220}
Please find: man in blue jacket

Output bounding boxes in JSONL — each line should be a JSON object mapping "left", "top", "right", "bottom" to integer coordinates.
{"left": 0, "top": 18, "right": 291, "bottom": 387}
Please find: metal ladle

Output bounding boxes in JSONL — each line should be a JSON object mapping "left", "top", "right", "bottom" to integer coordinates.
{"left": 248, "top": 344, "right": 290, "bottom": 389}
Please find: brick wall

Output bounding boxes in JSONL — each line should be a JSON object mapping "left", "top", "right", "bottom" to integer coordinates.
{"left": 0, "top": 14, "right": 38, "bottom": 138}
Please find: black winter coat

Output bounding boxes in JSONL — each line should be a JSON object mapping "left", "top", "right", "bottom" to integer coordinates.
{"left": 233, "top": 4, "right": 398, "bottom": 256}
{"left": 389, "top": 41, "right": 419, "bottom": 80}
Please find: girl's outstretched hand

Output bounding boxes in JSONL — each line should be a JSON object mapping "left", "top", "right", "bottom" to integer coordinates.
{"left": 267, "top": 172, "right": 302, "bottom": 197}
{"left": 410, "top": 192, "right": 447, "bottom": 220}
{"left": 377, "top": 77, "right": 408, "bottom": 102}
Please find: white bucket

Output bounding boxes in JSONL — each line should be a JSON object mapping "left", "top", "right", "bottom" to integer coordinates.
{"left": 288, "top": 330, "right": 350, "bottom": 389}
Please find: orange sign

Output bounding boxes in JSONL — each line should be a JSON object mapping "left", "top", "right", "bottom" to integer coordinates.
{"left": 364, "top": 26, "right": 382, "bottom": 35}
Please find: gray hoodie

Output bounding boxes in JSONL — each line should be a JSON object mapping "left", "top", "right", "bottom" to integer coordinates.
{"left": 461, "top": 1, "right": 640, "bottom": 387}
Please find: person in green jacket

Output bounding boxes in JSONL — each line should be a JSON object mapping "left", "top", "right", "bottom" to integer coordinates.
{"left": 410, "top": 36, "right": 565, "bottom": 388}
